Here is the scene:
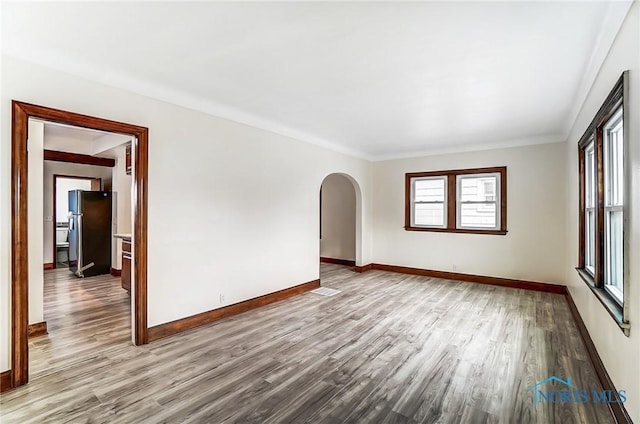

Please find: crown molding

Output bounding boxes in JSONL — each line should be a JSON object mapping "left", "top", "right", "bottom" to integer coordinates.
{"left": 563, "top": 0, "right": 633, "bottom": 139}
{"left": 4, "top": 53, "right": 372, "bottom": 161}
{"left": 371, "top": 134, "right": 565, "bottom": 162}
{"left": 3, "top": 53, "right": 583, "bottom": 164}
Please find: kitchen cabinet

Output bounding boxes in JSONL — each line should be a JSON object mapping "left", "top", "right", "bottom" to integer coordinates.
{"left": 122, "top": 238, "right": 132, "bottom": 292}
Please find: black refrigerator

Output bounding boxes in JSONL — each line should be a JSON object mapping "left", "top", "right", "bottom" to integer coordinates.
{"left": 68, "top": 190, "right": 112, "bottom": 278}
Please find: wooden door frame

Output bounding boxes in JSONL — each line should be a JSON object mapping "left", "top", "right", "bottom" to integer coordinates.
{"left": 52, "top": 175, "right": 102, "bottom": 269}
{"left": 10, "top": 101, "right": 149, "bottom": 390}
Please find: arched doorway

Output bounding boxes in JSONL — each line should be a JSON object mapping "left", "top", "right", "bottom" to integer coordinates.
{"left": 319, "top": 173, "right": 362, "bottom": 273}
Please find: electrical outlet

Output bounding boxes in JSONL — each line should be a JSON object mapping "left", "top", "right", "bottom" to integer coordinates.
{"left": 452, "top": 264, "right": 457, "bottom": 271}
{"left": 44, "top": 216, "right": 53, "bottom": 222}
{"left": 220, "top": 293, "right": 225, "bottom": 304}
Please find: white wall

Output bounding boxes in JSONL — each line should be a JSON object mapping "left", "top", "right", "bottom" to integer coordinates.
{"left": 55, "top": 178, "right": 92, "bottom": 222}
{"left": 28, "top": 120, "right": 44, "bottom": 325}
{"left": 0, "top": 55, "right": 373, "bottom": 372}
{"left": 372, "top": 142, "right": 567, "bottom": 284}
{"left": 565, "top": 3, "right": 639, "bottom": 422}
{"left": 43, "top": 161, "right": 112, "bottom": 265}
{"left": 320, "top": 174, "right": 356, "bottom": 261}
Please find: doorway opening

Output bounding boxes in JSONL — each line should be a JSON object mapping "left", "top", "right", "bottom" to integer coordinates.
{"left": 9, "top": 101, "right": 149, "bottom": 391}
{"left": 52, "top": 175, "right": 102, "bottom": 269}
{"left": 319, "top": 173, "right": 362, "bottom": 280}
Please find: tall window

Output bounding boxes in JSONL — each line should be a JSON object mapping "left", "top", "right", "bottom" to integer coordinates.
{"left": 577, "top": 72, "right": 628, "bottom": 334}
{"left": 406, "top": 167, "right": 506, "bottom": 235}
{"left": 584, "top": 140, "right": 596, "bottom": 273}
{"left": 603, "top": 108, "right": 624, "bottom": 303}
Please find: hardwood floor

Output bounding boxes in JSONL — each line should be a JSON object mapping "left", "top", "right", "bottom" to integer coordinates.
{"left": 0, "top": 264, "right": 613, "bottom": 423}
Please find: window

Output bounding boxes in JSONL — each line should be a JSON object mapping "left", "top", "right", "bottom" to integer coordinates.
{"left": 457, "top": 173, "right": 501, "bottom": 230}
{"left": 603, "top": 108, "right": 624, "bottom": 303}
{"left": 406, "top": 167, "right": 506, "bottom": 235}
{"left": 411, "top": 176, "right": 447, "bottom": 228}
{"left": 577, "top": 72, "right": 629, "bottom": 335}
{"left": 584, "top": 140, "right": 596, "bottom": 274}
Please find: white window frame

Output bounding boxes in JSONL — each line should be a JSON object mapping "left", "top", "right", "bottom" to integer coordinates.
{"left": 603, "top": 107, "right": 624, "bottom": 304}
{"left": 584, "top": 140, "right": 596, "bottom": 275}
{"left": 410, "top": 176, "right": 447, "bottom": 229}
{"left": 456, "top": 172, "right": 501, "bottom": 231}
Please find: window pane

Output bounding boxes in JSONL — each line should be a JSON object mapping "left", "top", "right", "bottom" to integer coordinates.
{"left": 414, "top": 178, "right": 445, "bottom": 202}
{"left": 585, "top": 208, "right": 595, "bottom": 271}
{"left": 604, "top": 110, "right": 623, "bottom": 207}
{"left": 605, "top": 209, "right": 623, "bottom": 302}
{"left": 459, "top": 176, "right": 497, "bottom": 202}
{"left": 602, "top": 108, "right": 623, "bottom": 303}
{"left": 585, "top": 143, "right": 595, "bottom": 208}
{"left": 414, "top": 203, "right": 445, "bottom": 226}
{"left": 459, "top": 203, "right": 497, "bottom": 228}
{"left": 584, "top": 141, "right": 596, "bottom": 272}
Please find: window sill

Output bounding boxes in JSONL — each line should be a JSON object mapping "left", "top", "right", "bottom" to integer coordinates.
{"left": 575, "top": 268, "right": 629, "bottom": 336}
{"left": 404, "top": 226, "right": 507, "bottom": 235}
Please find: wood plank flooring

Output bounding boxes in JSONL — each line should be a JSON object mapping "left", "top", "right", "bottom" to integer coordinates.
{"left": 0, "top": 264, "right": 613, "bottom": 423}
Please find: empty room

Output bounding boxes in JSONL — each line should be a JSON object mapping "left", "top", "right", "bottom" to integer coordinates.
{"left": 1, "top": 1, "right": 638, "bottom": 423}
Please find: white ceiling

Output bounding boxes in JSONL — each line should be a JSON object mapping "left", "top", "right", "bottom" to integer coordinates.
{"left": 44, "top": 123, "right": 111, "bottom": 145}
{"left": 40, "top": 121, "right": 131, "bottom": 157}
{"left": 3, "top": 2, "right": 633, "bottom": 160}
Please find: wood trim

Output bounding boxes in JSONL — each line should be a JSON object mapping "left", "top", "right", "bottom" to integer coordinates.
{"left": 0, "top": 370, "right": 12, "bottom": 394}
{"left": 406, "top": 166, "right": 510, "bottom": 179}
{"left": 565, "top": 290, "right": 632, "bottom": 424}
{"left": 148, "top": 279, "right": 320, "bottom": 342}
{"left": 576, "top": 72, "right": 625, "bottom": 287}
{"left": 320, "top": 257, "right": 356, "bottom": 267}
{"left": 575, "top": 72, "right": 628, "bottom": 330}
{"left": 354, "top": 264, "right": 373, "bottom": 273}
{"left": 575, "top": 268, "right": 628, "bottom": 334}
{"left": 447, "top": 174, "right": 456, "bottom": 228}
{"left": 404, "top": 173, "right": 411, "bottom": 229}
{"left": 404, "top": 227, "right": 508, "bottom": 236}
{"left": 500, "top": 168, "right": 508, "bottom": 232}
{"left": 11, "top": 101, "right": 29, "bottom": 387}
{"left": 27, "top": 322, "right": 48, "bottom": 338}
{"left": 369, "top": 263, "right": 567, "bottom": 294}
{"left": 11, "top": 101, "right": 149, "bottom": 391}
{"left": 43, "top": 263, "right": 54, "bottom": 270}
{"left": 110, "top": 267, "right": 122, "bottom": 277}
{"left": 595, "top": 128, "right": 604, "bottom": 285}
{"left": 578, "top": 147, "right": 585, "bottom": 269}
{"left": 405, "top": 166, "right": 507, "bottom": 234}
{"left": 134, "top": 126, "right": 149, "bottom": 345}
{"left": 44, "top": 150, "right": 115, "bottom": 167}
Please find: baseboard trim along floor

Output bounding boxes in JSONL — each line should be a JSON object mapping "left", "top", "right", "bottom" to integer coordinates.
{"left": 357, "top": 263, "right": 567, "bottom": 294}
{"left": 148, "top": 279, "right": 320, "bottom": 342}
{"left": 0, "top": 370, "right": 12, "bottom": 394}
{"left": 27, "top": 322, "right": 48, "bottom": 338}
{"left": 565, "top": 290, "right": 633, "bottom": 424}
{"left": 320, "top": 257, "right": 356, "bottom": 267}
